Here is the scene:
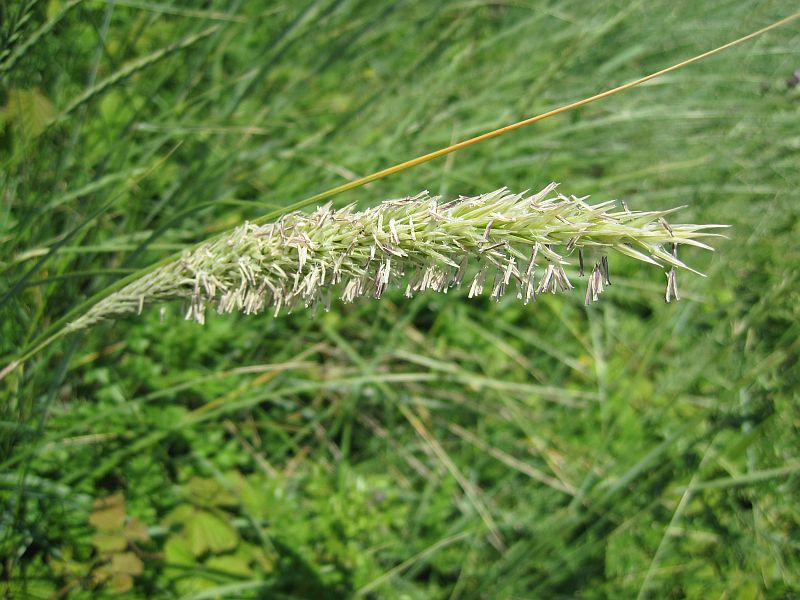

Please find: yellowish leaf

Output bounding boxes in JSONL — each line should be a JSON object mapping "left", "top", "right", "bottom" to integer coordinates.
{"left": 90, "top": 493, "right": 126, "bottom": 531}
{"left": 91, "top": 532, "right": 127, "bottom": 554}
{"left": 110, "top": 552, "right": 143, "bottom": 576}
{"left": 186, "top": 476, "right": 237, "bottom": 507}
{"left": 47, "top": 0, "right": 63, "bottom": 20}
{"left": 124, "top": 516, "right": 150, "bottom": 542}
{"left": 107, "top": 573, "right": 134, "bottom": 593}
{"left": 4, "top": 88, "right": 55, "bottom": 139}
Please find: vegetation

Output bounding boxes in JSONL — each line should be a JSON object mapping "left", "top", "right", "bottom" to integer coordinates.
{"left": 1, "top": 1, "right": 798, "bottom": 598}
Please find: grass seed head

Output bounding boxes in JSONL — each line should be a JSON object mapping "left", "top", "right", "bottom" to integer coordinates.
{"left": 66, "top": 183, "right": 725, "bottom": 331}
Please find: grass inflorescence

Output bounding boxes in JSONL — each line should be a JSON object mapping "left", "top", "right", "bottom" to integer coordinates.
{"left": 66, "top": 184, "right": 722, "bottom": 331}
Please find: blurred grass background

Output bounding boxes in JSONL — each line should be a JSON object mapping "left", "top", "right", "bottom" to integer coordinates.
{"left": 1, "top": 0, "right": 798, "bottom": 597}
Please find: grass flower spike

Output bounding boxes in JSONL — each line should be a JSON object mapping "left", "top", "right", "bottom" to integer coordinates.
{"left": 66, "top": 183, "right": 723, "bottom": 331}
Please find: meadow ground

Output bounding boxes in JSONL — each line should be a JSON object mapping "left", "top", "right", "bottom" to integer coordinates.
{"left": 1, "top": 1, "right": 798, "bottom": 597}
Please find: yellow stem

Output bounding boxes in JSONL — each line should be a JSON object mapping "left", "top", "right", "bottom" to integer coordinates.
{"left": 254, "top": 11, "right": 800, "bottom": 223}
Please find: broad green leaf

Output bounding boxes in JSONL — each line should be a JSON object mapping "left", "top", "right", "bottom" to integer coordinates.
{"left": 164, "top": 534, "right": 195, "bottom": 567}
{"left": 163, "top": 503, "right": 195, "bottom": 527}
{"left": 185, "top": 509, "right": 238, "bottom": 556}
{"left": 205, "top": 554, "right": 253, "bottom": 578}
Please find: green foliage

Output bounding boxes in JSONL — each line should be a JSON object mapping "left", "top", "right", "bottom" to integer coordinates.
{"left": 1, "top": 1, "right": 799, "bottom": 598}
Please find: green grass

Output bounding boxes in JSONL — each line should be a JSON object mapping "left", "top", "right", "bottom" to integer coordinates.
{"left": 1, "top": 0, "right": 799, "bottom": 598}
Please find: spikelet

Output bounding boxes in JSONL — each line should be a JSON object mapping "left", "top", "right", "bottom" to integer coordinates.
{"left": 65, "top": 183, "right": 725, "bottom": 331}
